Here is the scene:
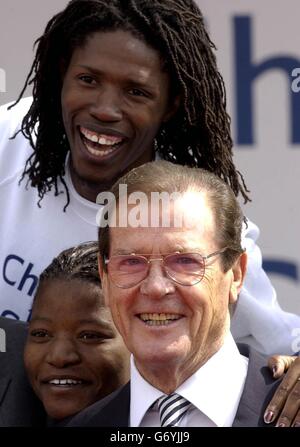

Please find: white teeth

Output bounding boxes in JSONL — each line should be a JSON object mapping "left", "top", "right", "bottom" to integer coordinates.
{"left": 85, "top": 143, "right": 115, "bottom": 157}
{"left": 49, "top": 379, "right": 83, "bottom": 385}
{"left": 91, "top": 135, "right": 98, "bottom": 143}
{"left": 80, "top": 127, "right": 123, "bottom": 146}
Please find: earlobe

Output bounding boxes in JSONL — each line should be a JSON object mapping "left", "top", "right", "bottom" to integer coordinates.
{"left": 229, "top": 252, "right": 247, "bottom": 304}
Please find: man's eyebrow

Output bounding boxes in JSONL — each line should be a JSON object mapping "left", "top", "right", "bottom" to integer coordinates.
{"left": 112, "top": 249, "right": 138, "bottom": 255}
{"left": 74, "top": 64, "right": 103, "bottom": 74}
{"left": 74, "top": 64, "right": 156, "bottom": 87}
{"left": 111, "top": 246, "right": 202, "bottom": 255}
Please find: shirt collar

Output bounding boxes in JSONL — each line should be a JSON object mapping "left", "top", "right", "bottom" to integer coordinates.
{"left": 130, "top": 357, "right": 164, "bottom": 427}
{"left": 130, "top": 333, "right": 248, "bottom": 427}
{"left": 64, "top": 153, "right": 102, "bottom": 226}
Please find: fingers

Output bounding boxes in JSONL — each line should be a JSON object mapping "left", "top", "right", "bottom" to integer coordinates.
{"left": 268, "top": 355, "right": 297, "bottom": 379}
{"left": 264, "top": 356, "right": 300, "bottom": 426}
{"left": 275, "top": 378, "right": 300, "bottom": 427}
{"left": 292, "top": 408, "right": 300, "bottom": 428}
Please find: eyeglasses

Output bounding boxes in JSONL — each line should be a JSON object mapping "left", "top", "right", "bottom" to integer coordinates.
{"left": 104, "top": 248, "right": 228, "bottom": 288}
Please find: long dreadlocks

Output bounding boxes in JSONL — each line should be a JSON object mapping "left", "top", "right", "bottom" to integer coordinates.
{"left": 11, "top": 0, "right": 250, "bottom": 209}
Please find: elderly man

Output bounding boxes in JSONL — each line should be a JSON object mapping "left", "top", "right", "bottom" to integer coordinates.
{"left": 68, "top": 161, "right": 283, "bottom": 427}
{"left": 1, "top": 0, "right": 299, "bottom": 364}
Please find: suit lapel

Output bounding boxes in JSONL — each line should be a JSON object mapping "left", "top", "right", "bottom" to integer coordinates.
{"left": 0, "top": 352, "right": 11, "bottom": 407}
{"left": 0, "top": 376, "right": 10, "bottom": 406}
{"left": 0, "top": 376, "right": 11, "bottom": 425}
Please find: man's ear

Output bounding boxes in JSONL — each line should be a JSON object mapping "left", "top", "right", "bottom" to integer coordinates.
{"left": 98, "top": 254, "right": 109, "bottom": 307}
{"left": 98, "top": 253, "right": 105, "bottom": 281}
{"left": 163, "top": 94, "right": 181, "bottom": 123}
{"left": 229, "top": 251, "right": 247, "bottom": 304}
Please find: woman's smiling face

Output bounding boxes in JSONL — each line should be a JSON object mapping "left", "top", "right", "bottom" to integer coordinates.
{"left": 24, "top": 279, "right": 129, "bottom": 420}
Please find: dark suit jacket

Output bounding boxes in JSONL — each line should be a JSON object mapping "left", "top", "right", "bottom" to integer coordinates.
{"left": 0, "top": 317, "right": 46, "bottom": 426}
{"left": 66, "top": 344, "right": 280, "bottom": 427}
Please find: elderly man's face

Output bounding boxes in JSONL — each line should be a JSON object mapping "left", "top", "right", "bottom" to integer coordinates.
{"left": 100, "top": 192, "right": 245, "bottom": 380}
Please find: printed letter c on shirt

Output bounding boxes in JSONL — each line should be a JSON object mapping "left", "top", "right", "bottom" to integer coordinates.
{"left": 3, "top": 254, "right": 24, "bottom": 286}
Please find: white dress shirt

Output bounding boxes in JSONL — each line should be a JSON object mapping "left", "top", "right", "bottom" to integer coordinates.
{"left": 130, "top": 333, "right": 248, "bottom": 427}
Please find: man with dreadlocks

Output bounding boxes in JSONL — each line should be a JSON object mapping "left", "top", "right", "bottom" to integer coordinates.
{"left": 0, "top": 0, "right": 299, "bottom": 419}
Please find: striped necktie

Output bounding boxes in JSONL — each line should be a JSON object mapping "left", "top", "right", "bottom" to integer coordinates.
{"left": 157, "top": 393, "right": 191, "bottom": 427}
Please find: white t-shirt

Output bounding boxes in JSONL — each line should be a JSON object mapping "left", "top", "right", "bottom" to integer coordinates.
{"left": 0, "top": 98, "right": 299, "bottom": 354}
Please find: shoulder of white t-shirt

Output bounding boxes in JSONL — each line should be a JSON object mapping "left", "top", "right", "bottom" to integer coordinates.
{"left": 0, "top": 96, "right": 33, "bottom": 128}
{"left": 0, "top": 97, "right": 34, "bottom": 181}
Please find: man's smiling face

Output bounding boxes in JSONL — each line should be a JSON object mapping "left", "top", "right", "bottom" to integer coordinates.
{"left": 61, "top": 29, "right": 176, "bottom": 201}
{"left": 100, "top": 192, "right": 246, "bottom": 389}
